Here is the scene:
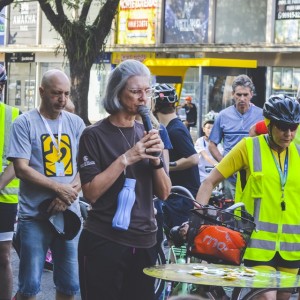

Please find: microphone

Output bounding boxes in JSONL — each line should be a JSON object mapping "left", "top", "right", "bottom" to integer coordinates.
{"left": 137, "top": 105, "right": 160, "bottom": 157}
{"left": 137, "top": 105, "right": 153, "bottom": 133}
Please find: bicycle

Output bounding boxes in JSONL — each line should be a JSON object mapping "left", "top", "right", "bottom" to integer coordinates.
{"left": 153, "top": 186, "right": 200, "bottom": 300}
{"left": 160, "top": 188, "right": 293, "bottom": 300}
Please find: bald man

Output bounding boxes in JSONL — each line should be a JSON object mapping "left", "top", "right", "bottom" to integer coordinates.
{"left": 8, "top": 69, "right": 85, "bottom": 300}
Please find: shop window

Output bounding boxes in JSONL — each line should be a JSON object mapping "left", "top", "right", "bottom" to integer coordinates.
{"left": 272, "top": 67, "right": 300, "bottom": 97}
{"left": 215, "top": 0, "right": 267, "bottom": 43}
{"left": 6, "top": 62, "right": 36, "bottom": 111}
{"left": 275, "top": 1, "right": 300, "bottom": 43}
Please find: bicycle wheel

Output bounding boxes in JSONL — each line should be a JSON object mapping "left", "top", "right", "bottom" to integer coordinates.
{"left": 231, "top": 287, "right": 278, "bottom": 300}
{"left": 154, "top": 246, "right": 166, "bottom": 300}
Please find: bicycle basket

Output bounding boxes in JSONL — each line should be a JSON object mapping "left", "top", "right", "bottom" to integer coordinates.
{"left": 187, "top": 206, "right": 256, "bottom": 265}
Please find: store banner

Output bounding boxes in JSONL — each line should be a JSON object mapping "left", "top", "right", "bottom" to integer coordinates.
{"left": 117, "top": 0, "right": 157, "bottom": 45}
{"left": 9, "top": 2, "right": 37, "bottom": 44}
{"left": 164, "top": 0, "right": 209, "bottom": 44}
{"left": 276, "top": 0, "right": 300, "bottom": 20}
{"left": 111, "top": 52, "right": 155, "bottom": 64}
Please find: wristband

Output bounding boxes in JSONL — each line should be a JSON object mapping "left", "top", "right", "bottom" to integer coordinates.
{"left": 169, "top": 161, "right": 177, "bottom": 167}
{"left": 152, "top": 157, "right": 164, "bottom": 169}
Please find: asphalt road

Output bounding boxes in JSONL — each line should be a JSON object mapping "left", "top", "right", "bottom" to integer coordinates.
{"left": 11, "top": 247, "right": 82, "bottom": 299}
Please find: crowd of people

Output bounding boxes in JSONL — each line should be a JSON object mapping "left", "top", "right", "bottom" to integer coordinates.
{"left": 1, "top": 59, "right": 300, "bottom": 300}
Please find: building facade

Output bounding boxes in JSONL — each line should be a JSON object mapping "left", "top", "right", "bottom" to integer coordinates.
{"left": 0, "top": 0, "right": 299, "bottom": 136}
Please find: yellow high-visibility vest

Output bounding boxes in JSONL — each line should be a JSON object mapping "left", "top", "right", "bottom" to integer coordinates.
{"left": 236, "top": 135, "right": 300, "bottom": 261}
{"left": 0, "top": 102, "right": 19, "bottom": 204}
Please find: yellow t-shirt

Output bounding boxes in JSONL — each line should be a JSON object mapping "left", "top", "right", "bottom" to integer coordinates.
{"left": 216, "top": 137, "right": 287, "bottom": 181}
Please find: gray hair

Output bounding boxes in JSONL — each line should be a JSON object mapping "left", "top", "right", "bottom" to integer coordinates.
{"left": 102, "top": 59, "right": 151, "bottom": 114}
{"left": 232, "top": 74, "right": 255, "bottom": 92}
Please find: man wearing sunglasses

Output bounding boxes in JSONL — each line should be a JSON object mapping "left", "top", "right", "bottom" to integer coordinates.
{"left": 196, "top": 94, "right": 300, "bottom": 300}
{"left": 208, "top": 74, "right": 263, "bottom": 200}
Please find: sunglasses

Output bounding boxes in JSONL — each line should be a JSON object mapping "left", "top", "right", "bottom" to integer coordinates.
{"left": 157, "top": 92, "right": 177, "bottom": 103}
{"left": 274, "top": 122, "right": 299, "bottom": 132}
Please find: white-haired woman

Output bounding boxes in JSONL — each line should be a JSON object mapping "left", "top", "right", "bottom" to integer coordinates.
{"left": 77, "top": 59, "right": 171, "bottom": 300}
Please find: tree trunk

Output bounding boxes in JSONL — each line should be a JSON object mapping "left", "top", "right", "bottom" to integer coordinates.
{"left": 69, "top": 58, "right": 93, "bottom": 125}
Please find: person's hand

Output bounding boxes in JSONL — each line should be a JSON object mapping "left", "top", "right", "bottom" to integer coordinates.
{"left": 144, "top": 130, "right": 164, "bottom": 158}
{"left": 47, "top": 197, "right": 68, "bottom": 214}
{"left": 55, "top": 183, "right": 78, "bottom": 206}
{"left": 124, "top": 130, "right": 164, "bottom": 165}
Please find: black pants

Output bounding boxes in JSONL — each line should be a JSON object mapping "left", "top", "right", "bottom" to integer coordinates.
{"left": 78, "top": 230, "right": 156, "bottom": 300}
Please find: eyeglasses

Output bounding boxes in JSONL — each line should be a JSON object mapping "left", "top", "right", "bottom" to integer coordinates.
{"left": 127, "top": 88, "right": 153, "bottom": 99}
{"left": 235, "top": 93, "right": 250, "bottom": 97}
{"left": 156, "top": 92, "right": 177, "bottom": 103}
{"left": 274, "top": 122, "right": 298, "bottom": 132}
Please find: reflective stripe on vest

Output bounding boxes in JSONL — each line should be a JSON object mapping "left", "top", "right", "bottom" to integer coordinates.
{"left": 238, "top": 136, "right": 300, "bottom": 261}
{"left": 0, "top": 103, "right": 19, "bottom": 204}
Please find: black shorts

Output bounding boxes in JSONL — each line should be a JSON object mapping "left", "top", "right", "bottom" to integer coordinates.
{"left": 0, "top": 202, "right": 18, "bottom": 233}
{"left": 244, "top": 252, "right": 300, "bottom": 269}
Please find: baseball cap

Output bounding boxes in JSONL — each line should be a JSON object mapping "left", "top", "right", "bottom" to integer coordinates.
{"left": 185, "top": 96, "right": 192, "bottom": 101}
{"left": 39, "top": 199, "right": 81, "bottom": 240}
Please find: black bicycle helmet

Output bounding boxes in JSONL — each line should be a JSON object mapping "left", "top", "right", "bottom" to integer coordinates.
{"left": 263, "top": 94, "right": 300, "bottom": 124}
{"left": 0, "top": 64, "right": 7, "bottom": 84}
{"left": 153, "top": 83, "right": 178, "bottom": 107}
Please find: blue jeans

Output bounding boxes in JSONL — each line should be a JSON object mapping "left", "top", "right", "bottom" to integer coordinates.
{"left": 15, "top": 218, "right": 80, "bottom": 297}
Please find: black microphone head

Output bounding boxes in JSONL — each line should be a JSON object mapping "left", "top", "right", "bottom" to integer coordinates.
{"left": 137, "top": 105, "right": 153, "bottom": 133}
{"left": 137, "top": 105, "right": 150, "bottom": 117}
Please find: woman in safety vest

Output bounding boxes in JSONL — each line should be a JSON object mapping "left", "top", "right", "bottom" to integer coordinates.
{"left": 196, "top": 94, "right": 300, "bottom": 300}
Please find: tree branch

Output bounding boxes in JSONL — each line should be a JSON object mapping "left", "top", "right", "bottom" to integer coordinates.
{"left": 79, "top": 0, "right": 92, "bottom": 23}
{"left": 94, "top": 0, "right": 119, "bottom": 43}
{"left": 55, "top": 0, "right": 65, "bottom": 16}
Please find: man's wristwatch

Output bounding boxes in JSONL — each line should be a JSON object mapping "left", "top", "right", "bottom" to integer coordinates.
{"left": 152, "top": 157, "right": 164, "bottom": 169}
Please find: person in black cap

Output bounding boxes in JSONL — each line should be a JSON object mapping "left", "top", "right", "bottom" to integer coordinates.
{"left": 7, "top": 69, "right": 85, "bottom": 300}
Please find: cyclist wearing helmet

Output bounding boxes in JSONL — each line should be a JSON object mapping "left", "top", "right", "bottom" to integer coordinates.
{"left": 0, "top": 63, "right": 20, "bottom": 299}
{"left": 196, "top": 94, "right": 300, "bottom": 300}
{"left": 194, "top": 111, "right": 223, "bottom": 183}
{"left": 208, "top": 74, "right": 263, "bottom": 200}
{"left": 153, "top": 83, "right": 200, "bottom": 236}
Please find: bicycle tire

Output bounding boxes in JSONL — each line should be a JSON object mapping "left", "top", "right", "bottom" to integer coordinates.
{"left": 154, "top": 246, "right": 166, "bottom": 299}
{"left": 231, "top": 287, "right": 278, "bottom": 300}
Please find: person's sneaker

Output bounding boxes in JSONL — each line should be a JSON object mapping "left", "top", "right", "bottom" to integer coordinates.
{"left": 44, "top": 249, "right": 53, "bottom": 271}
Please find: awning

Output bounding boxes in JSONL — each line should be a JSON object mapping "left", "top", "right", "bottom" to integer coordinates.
{"left": 143, "top": 58, "right": 257, "bottom": 98}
